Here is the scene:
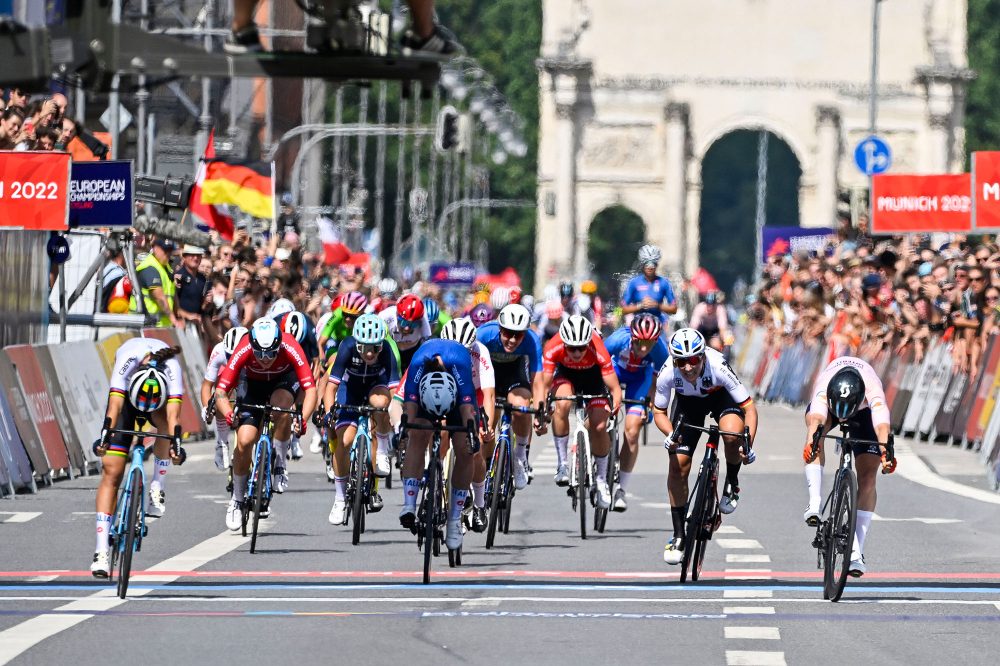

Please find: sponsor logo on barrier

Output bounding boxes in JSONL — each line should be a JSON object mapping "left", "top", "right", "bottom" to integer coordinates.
{"left": 25, "top": 392, "right": 56, "bottom": 424}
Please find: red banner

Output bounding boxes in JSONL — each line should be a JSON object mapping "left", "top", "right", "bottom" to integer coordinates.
{"left": 870, "top": 173, "right": 971, "bottom": 234}
{"left": 972, "top": 151, "right": 1000, "bottom": 231}
{"left": 0, "top": 151, "right": 71, "bottom": 231}
{"left": 4, "top": 345, "right": 71, "bottom": 470}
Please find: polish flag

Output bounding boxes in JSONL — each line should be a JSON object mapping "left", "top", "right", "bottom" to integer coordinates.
{"left": 316, "top": 215, "right": 352, "bottom": 265}
{"left": 188, "top": 130, "right": 235, "bottom": 240}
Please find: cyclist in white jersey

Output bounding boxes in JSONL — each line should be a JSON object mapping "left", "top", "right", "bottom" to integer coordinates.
{"left": 804, "top": 356, "right": 895, "bottom": 578}
{"left": 201, "top": 327, "right": 247, "bottom": 470}
{"left": 653, "top": 328, "right": 758, "bottom": 565}
{"left": 380, "top": 294, "right": 432, "bottom": 373}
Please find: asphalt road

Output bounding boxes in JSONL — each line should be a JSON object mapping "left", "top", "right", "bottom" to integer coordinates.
{"left": 1, "top": 402, "right": 998, "bottom": 665}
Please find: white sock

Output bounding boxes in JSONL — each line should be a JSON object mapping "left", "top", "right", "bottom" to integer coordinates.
{"left": 554, "top": 435, "right": 569, "bottom": 465}
{"left": 514, "top": 435, "right": 529, "bottom": 463}
{"left": 853, "top": 510, "right": 873, "bottom": 559}
{"left": 595, "top": 455, "right": 608, "bottom": 482}
{"left": 472, "top": 481, "right": 486, "bottom": 509}
{"left": 403, "top": 477, "right": 419, "bottom": 509}
{"left": 805, "top": 463, "right": 823, "bottom": 512}
{"left": 618, "top": 471, "right": 632, "bottom": 492}
{"left": 152, "top": 457, "right": 170, "bottom": 490}
{"left": 334, "top": 476, "right": 347, "bottom": 501}
{"left": 95, "top": 513, "right": 111, "bottom": 552}
{"left": 450, "top": 489, "right": 469, "bottom": 520}
{"left": 274, "top": 439, "right": 289, "bottom": 463}
{"left": 232, "top": 474, "right": 248, "bottom": 501}
{"left": 216, "top": 421, "right": 230, "bottom": 442}
{"left": 376, "top": 433, "right": 390, "bottom": 456}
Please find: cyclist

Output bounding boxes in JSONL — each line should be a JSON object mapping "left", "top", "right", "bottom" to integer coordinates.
{"left": 469, "top": 303, "right": 495, "bottom": 327}
{"left": 370, "top": 277, "right": 399, "bottom": 314}
{"left": 272, "top": 310, "right": 319, "bottom": 481}
{"left": 490, "top": 286, "right": 512, "bottom": 312}
{"left": 317, "top": 290, "right": 368, "bottom": 357}
{"left": 476, "top": 303, "right": 546, "bottom": 490}
{"left": 535, "top": 300, "right": 565, "bottom": 343}
{"left": 541, "top": 315, "right": 622, "bottom": 508}
{"left": 399, "top": 338, "right": 479, "bottom": 552}
{"left": 622, "top": 245, "right": 677, "bottom": 325}
{"left": 91, "top": 339, "right": 185, "bottom": 577}
{"left": 266, "top": 297, "right": 296, "bottom": 320}
{"left": 323, "top": 313, "right": 399, "bottom": 524}
{"left": 201, "top": 326, "right": 248, "bottom": 471}
{"left": 803, "top": 359, "right": 895, "bottom": 578}
{"left": 654, "top": 328, "right": 757, "bottom": 565}
{"left": 579, "top": 279, "right": 602, "bottom": 326}
{"left": 424, "top": 296, "right": 451, "bottom": 337}
{"left": 215, "top": 317, "right": 318, "bottom": 531}
{"left": 380, "top": 293, "right": 431, "bottom": 373}
{"left": 689, "top": 291, "right": 733, "bottom": 353}
{"left": 602, "top": 313, "right": 668, "bottom": 511}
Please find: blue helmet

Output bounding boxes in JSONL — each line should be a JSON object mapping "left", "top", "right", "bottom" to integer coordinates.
{"left": 353, "top": 313, "right": 387, "bottom": 345}
{"left": 423, "top": 297, "right": 441, "bottom": 324}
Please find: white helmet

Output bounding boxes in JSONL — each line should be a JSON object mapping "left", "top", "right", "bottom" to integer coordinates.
{"left": 440, "top": 317, "right": 478, "bottom": 350}
{"left": 668, "top": 328, "right": 706, "bottom": 360}
{"left": 222, "top": 326, "right": 248, "bottom": 355}
{"left": 559, "top": 314, "right": 594, "bottom": 346}
{"left": 127, "top": 366, "right": 168, "bottom": 413}
{"left": 418, "top": 371, "right": 458, "bottom": 417}
{"left": 638, "top": 244, "right": 662, "bottom": 266}
{"left": 266, "top": 298, "right": 295, "bottom": 319}
{"left": 282, "top": 311, "right": 308, "bottom": 344}
{"left": 377, "top": 277, "right": 399, "bottom": 296}
{"left": 497, "top": 303, "right": 531, "bottom": 332}
{"left": 489, "top": 286, "right": 511, "bottom": 311}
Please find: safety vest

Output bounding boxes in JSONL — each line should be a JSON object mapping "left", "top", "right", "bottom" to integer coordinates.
{"left": 129, "top": 253, "right": 175, "bottom": 327}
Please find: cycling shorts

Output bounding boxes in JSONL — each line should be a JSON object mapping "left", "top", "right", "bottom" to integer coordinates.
{"left": 670, "top": 391, "right": 745, "bottom": 456}
{"left": 494, "top": 358, "right": 532, "bottom": 396}
{"left": 105, "top": 403, "right": 156, "bottom": 457}
{"left": 334, "top": 377, "right": 390, "bottom": 429}
{"left": 552, "top": 365, "right": 609, "bottom": 410}
{"left": 234, "top": 371, "right": 300, "bottom": 429}
{"left": 804, "top": 405, "right": 881, "bottom": 457}
{"left": 618, "top": 369, "right": 653, "bottom": 417}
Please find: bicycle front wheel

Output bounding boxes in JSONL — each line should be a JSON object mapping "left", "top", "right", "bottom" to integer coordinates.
{"left": 824, "top": 468, "right": 857, "bottom": 602}
{"left": 691, "top": 467, "right": 717, "bottom": 582}
{"left": 486, "top": 440, "right": 505, "bottom": 549}
{"left": 351, "top": 454, "right": 366, "bottom": 546}
{"left": 422, "top": 463, "right": 441, "bottom": 584}
{"left": 577, "top": 431, "right": 588, "bottom": 540}
{"left": 250, "top": 443, "right": 268, "bottom": 554}
{"left": 117, "top": 467, "right": 143, "bottom": 599}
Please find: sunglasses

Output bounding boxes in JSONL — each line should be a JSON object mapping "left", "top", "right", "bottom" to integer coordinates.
{"left": 987, "top": 295, "right": 1000, "bottom": 301}
{"left": 674, "top": 356, "right": 701, "bottom": 368}
{"left": 500, "top": 328, "right": 524, "bottom": 339}
{"left": 566, "top": 345, "right": 587, "bottom": 355}
{"left": 253, "top": 349, "right": 279, "bottom": 362}
{"left": 357, "top": 343, "right": 382, "bottom": 355}
{"left": 397, "top": 317, "right": 417, "bottom": 329}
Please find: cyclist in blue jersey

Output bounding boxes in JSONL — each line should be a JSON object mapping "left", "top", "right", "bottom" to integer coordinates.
{"left": 476, "top": 304, "right": 547, "bottom": 487}
{"left": 399, "top": 338, "right": 478, "bottom": 551}
{"left": 323, "top": 314, "right": 399, "bottom": 525}
{"left": 622, "top": 245, "right": 677, "bottom": 324}
{"left": 602, "top": 313, "right": 668, "bottom": 511}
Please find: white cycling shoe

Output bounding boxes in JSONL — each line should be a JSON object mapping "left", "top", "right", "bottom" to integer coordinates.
{"left": 374, "top": 451, "right": 391, "bottom": 478}
{"left": 328, "top": 498, "right": 348, "bottom": 525}
{"left": 225, "top": 499, "right": 243, "bottom": 531}
{"left": 554, "top": 463, "right": 570, "bottom": 487}
{"left": 147, "top": 483, "right": 165, "bottom": 518}
{"left": 849, "top": 555, "right": 866, "bottom": 577}
{"left": 803, "top": 506, "right": 821, "bottom": 526}
{"left": 595, "top": 479, "right": 612, "bottom": 509}
{"left": 513, "top": 458, "right": 529, "bottom": 490}
{"left": 309, "top": 432, "right": 323, "bottom": 454}
{"left": 273, "top": 467, "right": 289, "bottom": 494}
{"left": 91, "top": 550, "right": 111, "bottom": 579}
{"left": 446, "top": 517, "right": 463, "bottom": 550}
{"left": 290, "top": 439, "right": 304, "bottom": 460}
{"left": 719, "top": 485, "right": 739, "bottom": 515}
{"left": 214, "top": 440, "right": 230, "bottom": 471}
{"left": 663, "top": 537, "right": 683, "bottom": 565}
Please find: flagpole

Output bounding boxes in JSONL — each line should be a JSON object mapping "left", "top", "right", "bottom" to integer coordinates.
{"left": 270, "top": 160, "right": 277, "bottom": 239}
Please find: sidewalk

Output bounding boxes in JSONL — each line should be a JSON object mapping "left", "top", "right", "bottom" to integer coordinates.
{"left": 903, "top": 437, "right": 997, "bottom": 494}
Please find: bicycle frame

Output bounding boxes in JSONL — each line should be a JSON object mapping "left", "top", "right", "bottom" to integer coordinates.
{"left": 110, "top": 443, "right": 147, "bottom": 558}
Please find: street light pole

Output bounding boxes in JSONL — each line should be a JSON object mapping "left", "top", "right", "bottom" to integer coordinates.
{"left": 868, "top": 0, "right": 883, "bottom": 206}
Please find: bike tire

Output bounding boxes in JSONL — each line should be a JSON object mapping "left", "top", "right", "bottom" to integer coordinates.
{"left": 680, "top": 465, "right": 708, "bottom": 583}
{"left": 691, "top": 468, "right": 717, "bottom": 582}
{"left": 501, "top": 442, "right": 515, "bottom": 535}
{"left": 485, "top": 440, "right": 505, "bottom": 549}
{"left": 825, "top": 468, "right": 857, "bottom": 602}
{"left": 577, "top": 431, "right": 588, "bottom": 540}
{"left": 250, "top": 442, "right": 267, "bottom": 554}
{"left": 117, "top": 467, "right": 143, "bottom": 599}
{"left": 423, "top": 462, "right": 439, "bottom": 585}
{"left": 351, "top": 454, "right": 365, "bottom": 546}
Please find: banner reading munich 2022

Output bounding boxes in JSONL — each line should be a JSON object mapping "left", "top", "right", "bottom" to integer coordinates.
{"left": 871, "top": 173, "right": 972, "bottom": 234}
{"left": 68, "top": 160, "right": 134, "bottom": 228}
{"left": 0, "top": 151, "right": 71, "bottom": 231}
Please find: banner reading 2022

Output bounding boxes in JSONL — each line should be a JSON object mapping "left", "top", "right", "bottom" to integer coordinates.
{"left": 69, "top": 160, "right": 134, "bottom": 228}
{"left": 0, "top": 151, "right": 72, "bottom": 231}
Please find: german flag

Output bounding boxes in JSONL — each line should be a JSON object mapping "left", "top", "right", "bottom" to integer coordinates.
{"left": 200, "top": 159, "right": 274, "bottom": 219}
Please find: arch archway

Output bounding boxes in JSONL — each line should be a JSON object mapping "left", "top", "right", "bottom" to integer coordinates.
{"left": 588, "top": 205, "right": 645, "bottom": 298}
{"left": 698, "top": 130, "right": 802, "bottom": 292}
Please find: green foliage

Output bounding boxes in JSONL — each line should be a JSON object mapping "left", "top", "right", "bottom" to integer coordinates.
{"left": 966, "top": 0, "right": 1000, "bottom": 159}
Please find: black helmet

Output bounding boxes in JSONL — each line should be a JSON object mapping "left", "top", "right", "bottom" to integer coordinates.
{"left": 826, "top": 367, "right": 865, "bottom": 420}
{"left": 559, "top": 281, "right": 574, "bottom": 299}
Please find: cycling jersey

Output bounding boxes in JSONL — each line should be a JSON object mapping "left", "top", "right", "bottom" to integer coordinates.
{"left": 217, "top": 332, "right": 315, "bottom": 393}
{"left": 807, "top": 356, "right": 890, "bottom": 428}
{"left": 327, "top": 335, "right": 400, "bottom": 389}
{"left": 395, "top": 341, "right": 494, "bottom": 402}
{"left": 319, "top": 308, "right": 353, "bottom": 350}
{"left": 653, "top": 347, "right": 751, "bottom": 410}
{"left": 542, "top": 332, "right": 615, "bottom": 376}
{"left": 379, "top": 305, "right": 431, "bottom": 348}
{"left": 689, "top": 303, "right": 729, "bottom": 338}
{"left": 109, "top": 337, "right": 185, "bottom": 403}
{"left": 403, "top": 339, "right": 476, "bottom": 408}
{"left": 476, "top": 320, "right": 543, "bottom": 372}
{"left": 203, "top": 341, "right": 229, "bottom": 383}
{"left": 623, "top": 274, "right": 676, "bottom": 322}
{"left": 603, "top": 326, "right": 668, "bottom": 376}
{"left": 274, "top": 310, "right": 319, "bottom": 363}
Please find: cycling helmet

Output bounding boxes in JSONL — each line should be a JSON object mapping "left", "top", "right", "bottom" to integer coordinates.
{"left": 559, "top": 281, "right": 574, "bottom": 299}
{"left": 222, "top": 326, "right": 248, "bottom": 355}
{"left": 545, "top": 300, "right": 564, "bottom": 321}
{"left": 521, "top": 294, "right": 535, "bottom": 312}
{"left": 128, "top": 365, "right": 168, "bottom": 413}
{"left": 377, "top": 277, "right": 399, "bottom": 297}
{"left": 353, "top": 313, "right": 387, "bottom": 345}
{"left": 396, "top": 294, "right": 425, "bottom": 323}
{"left": 580, "top": 280, "right": 598, "bottom": 295}
{"left": 668, "top": 328, "right": 706, "bottom": 360}
{"left": 470, "top": 303, "right": 495, "bottom": 327}
{"left": 490, "top": 286, "right": 511, "bottom": 311}
{"left": 472, "top": 291, "right": 490, "bottom": 306}
{"left": 340, "top": 291, "right": 368, "bottom": 316}
{"left": 630, "top": 313, "right": 662, "bottom": 341}
{"left": 497, "top": 303, "right": 531, "bottom": 332}
{"left": 576, "top": 294, "right": 592, "bottom": 313}
{"left": 638, "top": 244, "right": 662, "bottom": 266}
{"left": 559, "top": 314, "right": 594, "bottom": 347}
{"left": 282, "top": 311, "right": 308, "bottom": 344}
{"left": 418, "top": 371, "right": 458, "bottom": 417}
{"left": 704, "top": 291, "right": 718, "bottom": 305}
{"left": 509, "top": 286, "right": 523, "bottom": 304}
{"left": 249, "top": 317, "right": 282, "bottom": 359}
{"left": 826, "top": 367, "right": 865, "bottom": 420}
{"left": 422, "top": 297, "right": 441, "bottom": 324}
{"left": 266, "top": 298, "right": 295, "bottom": 319}
{"left": 440, "top": 317, "right": 477, "bottom": 350}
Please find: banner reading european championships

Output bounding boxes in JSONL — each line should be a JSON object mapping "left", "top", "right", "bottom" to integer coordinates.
{"left": 68, "top": 160, "right": 134, "bottom": 228}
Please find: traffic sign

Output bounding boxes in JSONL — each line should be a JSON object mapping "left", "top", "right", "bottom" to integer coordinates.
{"left": 854, "top": 135, "right": 892, "bottom": 176}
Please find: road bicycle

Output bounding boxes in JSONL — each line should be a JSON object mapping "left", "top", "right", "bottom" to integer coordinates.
{"left": 98, "top": 416, "right": 184, "bottom": 599}
{"left": 808, "top": 427, "right": 895, "bottom": 601}
{"left": 485, "top": 398, "right": 544, "bottom": 549}
{"left": 399, "top": 414, "right": 479, "bottom": 584}
{"left": 330, "top": 402, "right": 388, "bottom": 545}
{"left": 237, "top": 402, "right": 301, "bottom": 554}
{"left": 672, "top": 418, "right": 750, "bottom": 583}
{"left": 551, "top": 394, "right": 608, "bottom": 540}
{"left": 597, "top": 397, "right": 649, "bottom": 532}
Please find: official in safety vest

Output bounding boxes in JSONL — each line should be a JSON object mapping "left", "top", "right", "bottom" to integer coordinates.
{"left": 130, "top": 237, "right": 179, "bottom": 327}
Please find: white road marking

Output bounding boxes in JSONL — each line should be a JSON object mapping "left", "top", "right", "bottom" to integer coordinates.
{"left": 193, "top": 495, "right": 227, "bottom": 500}
{"left": 895, "top": 442, "right": 1000, "bottom": 505}
{"left": 727, "top": 554, "right": 771, "bottom": 563}
{"left": 640, "top": 502, "right": 672, "bottom": 509}
{"left": 717, "top": 539, "right": 763, "bottom": 549}
{"left": 724, "top": 590, "right": 774, "bottom": 599}
{"left": 724, "top": 607, "right": 776, "bottom": 615}
{"left": 461, "top": 599, "right": 501, "bottom": 607}
{"left": 716, "top": 525, "right": 744, "bottom": 534}
{"left": 725, "top": 627, "right": 780, "bottom": 640}
{"left": 871, "top": 513, "right": 962, "bottom": 524}
{"left": 0, "top": 512, "right": 42, "bottom": 523}
{"left": 726, "top": 650, "right": 786, "bottom": 665}
{"left": 26, "top": 576, "right": 60, "bottom": 582}
{"left": 0, "top": 527, "right": 265, "bottom": 665}
{"left": 724, "top": 569, "right": 773, "bottom": 580}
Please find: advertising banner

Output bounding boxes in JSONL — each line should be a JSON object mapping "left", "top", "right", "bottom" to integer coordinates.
{"left": 34, "top": 344, "right": 94, "bottom": 471}
{"left": 0, "top": 151, "right": 72, "bottom": 231}
{"left": 4, "top": 345, "right": 72, "bottom": 475}
{"left": 48, "top": 340, "right": 112, "bottom": 464}
{"left": 971, "top": 151, "right": 1000, "bottom": 232}
{"left": 0, "top": 386, "right": 34, "bottom": 492}
{"left": 761, "top": 227, "right": 834, "bottom": 261}
{"left": 68, "top": 160, "right": 134, "bottom": 228}
{"left": 871, "top": 174, "right": 971, "bottom": 234}
{"left": 429, "top": 263, "right": 477, "bottom": 285}
{"left": 0, "top": 352, "right": 49, "bottom": 477}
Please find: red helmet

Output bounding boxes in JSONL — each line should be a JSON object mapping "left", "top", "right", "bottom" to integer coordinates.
{"left": 509, "top": 286, "right": 523, "bottom": 304}
{"left": 630, "top": 313, "right": 662, "bottom": 341}
{"left": 340, "top": 291, "right": 368, "bottom": 316}
{"left": 396, "top": 294, "right": 425, "bottom": 323}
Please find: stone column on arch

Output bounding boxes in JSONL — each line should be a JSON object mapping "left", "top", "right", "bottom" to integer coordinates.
{"left": 663, "top": 101, "right": 689, "bottom": 274}
{"left": 553, "top": 78, "right": 580, "bottom": 282}
{"left": 683, "top": 160, "right": 702, "bottom": 281}
{"left": 814, "top": 105, "right": 841, "bottom": 228}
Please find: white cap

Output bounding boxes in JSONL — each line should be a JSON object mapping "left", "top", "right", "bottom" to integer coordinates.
{"left": 181, "top": 244, "right": 205, "bottom": 255}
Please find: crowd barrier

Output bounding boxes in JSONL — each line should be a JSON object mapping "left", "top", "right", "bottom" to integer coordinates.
{"left": 734, "top": 325, "right": 1000, "bottom": 493}
{"left": 0, "top": 327, "right": 209, "bottom": 497}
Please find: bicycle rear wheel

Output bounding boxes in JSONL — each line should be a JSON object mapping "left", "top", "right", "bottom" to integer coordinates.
{"left": 486, "top": 440, "right": 505, "bottom": 549}
{"left": 680, "top": 467, "right": 708, "bottom": 583}
{"left": 577, "top": 431, "right": 588, "bottom": 540}
{"left": 250, "top": 442, "right": 267, "bottom": 554}
{"left": 351, "top": 453, "right": 366, "bottom": 546}
{"left": 422, "top": 463, "right": 440, "bottom": 585}
{"left": 824, "top": 468, "right": 857, "bottom": 602}
{"left": 117, "top": 467, "right": 143, "bottom": 599}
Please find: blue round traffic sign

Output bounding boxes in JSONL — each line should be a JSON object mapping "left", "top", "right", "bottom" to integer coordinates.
{"left": 854, "top": 135, "right": 892, "bottom": 176}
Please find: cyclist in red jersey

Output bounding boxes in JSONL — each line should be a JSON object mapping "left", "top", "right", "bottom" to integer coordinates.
{"left": 215, "top": 317, "right": 318, "bottom": 530}
{"left": 540, "top": 315, "right": 622, "bottom": 507}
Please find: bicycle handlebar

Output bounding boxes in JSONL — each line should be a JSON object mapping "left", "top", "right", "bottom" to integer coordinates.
{"left": 495, "top": 398, "right": 544, "bottom": 415}
{"left": 330, "top": 403, "right": 389, "bottom": 416}
{"left": 99, "top": 417, "right": 185, "bottom": 464}
{"left": 811, "top": 430, "right": 896, "bottom": 472}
